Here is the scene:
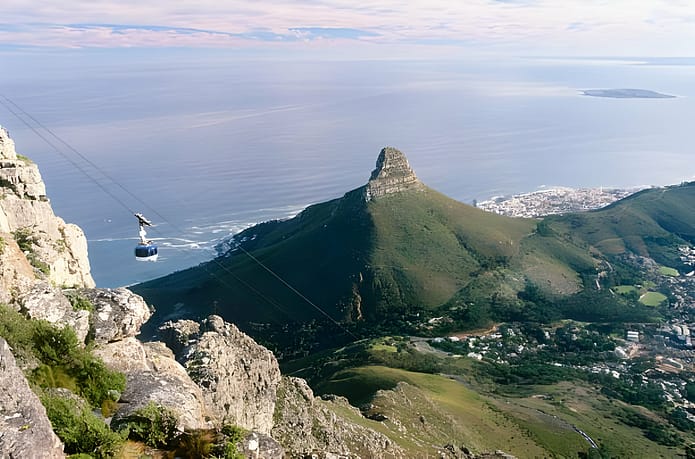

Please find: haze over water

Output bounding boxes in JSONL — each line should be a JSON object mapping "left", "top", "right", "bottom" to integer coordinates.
{"left": 2, "top": 54, "right": 695, "bottom": 287}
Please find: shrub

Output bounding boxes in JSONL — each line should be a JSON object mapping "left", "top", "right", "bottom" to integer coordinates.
{"left": 219, "top": 424, "right": 246, "bottom": 459}
{"left": 0, "top": 305, "right": 125, "bottom": 407}
{"left": 115, "top": 401, "right": 180, "bottom": 448}
{"left": 63, "top": 290, "right": 95, "bottom": 313}
{"left": 40, "top": 392, "right": 123, "bottom": 458}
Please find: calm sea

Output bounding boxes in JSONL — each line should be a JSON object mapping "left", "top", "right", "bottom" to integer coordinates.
{"left": 2, "top": 53, "right": 694, "bottom": 287}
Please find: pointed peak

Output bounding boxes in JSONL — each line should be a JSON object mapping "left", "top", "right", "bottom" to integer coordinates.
{"left": 365, "top": 147, "right": 423, "bottom": 201}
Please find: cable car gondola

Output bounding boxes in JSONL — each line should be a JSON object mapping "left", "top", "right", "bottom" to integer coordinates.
{"left": 134, "top": 213, "right": 158, "bottom": 262}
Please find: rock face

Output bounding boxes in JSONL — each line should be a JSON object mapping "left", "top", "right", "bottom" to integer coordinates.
{"left": 19, "top": 282, "right": 90, "bottom": 343}
{"left": 365, "top": 146, "right": 424, "bottom": 201}
{"left": 109, "top": 341, "right": 214, "bottom": 432}
{"left": 163, "top": 316, "right": 282, "bottom": 435}
{"left": 0, "top": 338, "right": 65, "bottom": 458}
{"left": 0, "top": 126, "right": 94, "bottom": 289}
{"left": 272, "top": 377, "right": 406, "bottom": 458}
{"left": 83, "top": 288, "right": 152, "bottom": 344}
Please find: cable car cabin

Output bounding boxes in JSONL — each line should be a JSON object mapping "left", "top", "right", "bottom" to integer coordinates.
{"left": 135, "top": 243, "right": 158, "bottom": 262}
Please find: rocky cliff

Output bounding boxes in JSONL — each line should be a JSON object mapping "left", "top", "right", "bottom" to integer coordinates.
{"left": 0, "top": 126, "right": 94, "bottom": 291}
{"left": 365, "top": 146, "right": 424, "bottom": 201}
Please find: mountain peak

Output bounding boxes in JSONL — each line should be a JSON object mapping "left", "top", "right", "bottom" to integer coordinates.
{"left": 365, "top": 147, "right": 423, "bottom": 201}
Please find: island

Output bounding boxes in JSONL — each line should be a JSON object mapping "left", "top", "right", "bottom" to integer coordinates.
{"left": 581, "top": 88, "right": 676, "bottom": 98}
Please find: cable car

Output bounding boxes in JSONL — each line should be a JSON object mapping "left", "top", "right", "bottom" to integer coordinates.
{"left": 134, "top": 213, "right": 158, "bottom": 262}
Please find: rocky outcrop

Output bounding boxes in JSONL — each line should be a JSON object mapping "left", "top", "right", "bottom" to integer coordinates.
{"left": 107, "top": 340, "right": 214, "bottom": 431}
{"left": 364, "top": 146, "right": 424, "bottom": 201}
{"left": 272, "top": 377, "right": 406, "bottom": 458}
{"left": 0, "top": 126, "right": 94, "bottom": 289}
{"left": 19, "top": 282, "right": 90, "bottom": 343}
{"left": 0, "top": 338, "right": 65, "bottom": 458}
{"left": 82, "top": 287, "right": 152, "bottom": 344}
{"left": 157, "top": 319, "right": 200, "bottom": 357}
{"left": 163, "top": 315, "right": 282, "bottom": 434}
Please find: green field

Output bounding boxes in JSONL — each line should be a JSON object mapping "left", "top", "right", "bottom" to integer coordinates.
{"left": 659, "top": 266, "right": 679, "bottom": 277}
{"left": 614, "top": 285, "right": 638, "bottom": 295}
{"left": 639, "top": 291, "right": 668, "bottom": 306}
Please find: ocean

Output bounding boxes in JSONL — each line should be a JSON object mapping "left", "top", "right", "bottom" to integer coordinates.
{"left": 2, "top": 53, "right": 694, "bottom": 287}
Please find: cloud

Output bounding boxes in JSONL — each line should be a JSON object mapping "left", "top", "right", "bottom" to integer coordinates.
{"left": 1, "top": 0, "right": 694, "bottom": 56}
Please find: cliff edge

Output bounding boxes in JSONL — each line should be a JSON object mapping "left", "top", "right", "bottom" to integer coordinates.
{"left": 0, "top": 126, "right": 94, "bottom": 294}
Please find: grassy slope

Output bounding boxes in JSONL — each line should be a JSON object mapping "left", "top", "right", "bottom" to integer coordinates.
{"left": 550, "top": 182, "right": 695, "bottom": 268}
{"left": 313, "top": 365, "right": 687, "bottom": 458}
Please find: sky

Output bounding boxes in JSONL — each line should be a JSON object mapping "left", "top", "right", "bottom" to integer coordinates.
{"left": 2, "top": 0, "right": 695, "bottom": 58}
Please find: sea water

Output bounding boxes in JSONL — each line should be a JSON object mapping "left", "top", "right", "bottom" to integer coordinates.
{"left": 2, "top": 54, "right": 694, "bottom": 287}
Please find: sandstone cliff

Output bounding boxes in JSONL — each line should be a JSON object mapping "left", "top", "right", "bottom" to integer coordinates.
{"left": 0, "top": 126, "right": 94, "bottom": 291}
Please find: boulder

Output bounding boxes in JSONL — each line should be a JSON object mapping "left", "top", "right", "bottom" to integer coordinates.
{"left": 0, "top": 337, "right": 65, "bottom": 458}
{"left": 81, "top": 288, "right": 152, "bottom": 343}
{"left": 109, "top": 340, "right": 214, "bottom": 431}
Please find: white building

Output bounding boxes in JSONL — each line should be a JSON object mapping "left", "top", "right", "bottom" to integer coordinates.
{"left": 626, "top": 331, "right": 639, "bottom": 342}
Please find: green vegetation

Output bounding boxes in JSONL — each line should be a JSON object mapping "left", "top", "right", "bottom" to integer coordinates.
{"left": 0, "top": 304, "right": 125, "bottom": 407}
{"left": 113, "top": 401, "right": 180, "bottom": 448}
{"left": 12, "top": 226, "right": 50, "bottom": 275}
{"left": 659, "top": 266, "right": 680, "bottom": 277}
{"left": 63, "top": 290, "right": 95, "bottom": 313}
{"left": 16, "top": 153, "right": 33, "bottom": 163}
{"left": 40, "top": 392, "right": 124, "bottom": 458}
{"left": 639, "top": 291, "right": 668, "bottom": 306}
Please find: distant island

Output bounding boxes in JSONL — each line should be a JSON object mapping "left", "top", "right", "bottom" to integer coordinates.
{"left": 582, "top": 89, "right": 676, "bottom": 99}
{"left": 581, "top": 88, "right": 676, "bottom": 99}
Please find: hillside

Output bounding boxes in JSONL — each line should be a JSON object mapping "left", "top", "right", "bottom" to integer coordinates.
{"left": 548, "top": 182, "right": 695, "bottom": 269}
{"left": 134, "top": 147, "right": 597, "bottom": 335}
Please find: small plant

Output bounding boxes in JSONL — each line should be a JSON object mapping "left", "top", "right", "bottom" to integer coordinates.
{"left": 175, "top": 430, "right": 215, "bottom": 458}
{"left": 114, "top": 401, "right": 180, "bottom": 448}
{"left": 218, "top": 424, "right": 246, "bottom": 459}
{"left": 64, "top": 290, "right": 95, "bottom": 313}
{"left": 12, "top": 227, "right": 37, "bottom": 252}
{"left": 40, "top": 392, "right": 124, "bottom": 458}
{"left": 16, "top": 153, "right": 33, "bottom": 163}
{"left": 0, "top": 236, "right": 5, "bottom": 255}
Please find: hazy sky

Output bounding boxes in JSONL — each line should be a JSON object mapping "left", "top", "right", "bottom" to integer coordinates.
{"left": 2, "top": 0, "right": 694, "bottom": 58}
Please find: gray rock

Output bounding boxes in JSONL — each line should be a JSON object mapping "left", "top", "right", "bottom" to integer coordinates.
{"left": 0, "top": 337, "right": 65, "bottom": 458}
{"left": 364, "top": 147, "right": 424, "bottom": 201}
{"left": 157, "top": 319, "right": 200, "bottom": 359}
{"left": 272, "top": 377, "right": 405, "bottom": 458}
{"left": 81, "top": 288, "right": 152, "bottom": 344}
{"left": 20, "top": 282, "right": 90, "bottom": 343}
{"left": 181, "top": 315, "right": 281, "bottom": 434}
{"left": 109, "top": 340, "right": 214, "bottom": 431}
{"left": 237, "top": 431, "right": 285, "bottom": 459}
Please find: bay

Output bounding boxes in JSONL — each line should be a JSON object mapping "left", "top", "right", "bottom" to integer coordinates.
{"left": 1, "top": 53, "right": 694, "bottom": 287}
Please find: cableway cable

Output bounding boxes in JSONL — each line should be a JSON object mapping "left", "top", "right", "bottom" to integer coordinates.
{"left": 0, "top": 95, "right": 358, "bottom": 340}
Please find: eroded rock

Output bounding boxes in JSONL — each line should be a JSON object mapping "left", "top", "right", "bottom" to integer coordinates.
{"left": 177, "top": 315, "right": 282, "bottom": 434}
{"left": 19, "top": 282, "right": 90, "bottom": 343}
{"left": 81, "top": 288, "right": 152, "bottom": 344}
{"left": 272, "top": 377, "right": 405, "bottom": 458}
{"left": 0, "top": 337, "right": 65, "bottom": 458}
{"left": 365, "top": 146, "right": 424, "bottom": 201}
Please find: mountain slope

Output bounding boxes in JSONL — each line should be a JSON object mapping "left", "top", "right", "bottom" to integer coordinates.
{"left": 549, "top": 182, "right": 695, "bottom": 269}
{"left": 134, "top": 147, "right": 596, "bottom": 332}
